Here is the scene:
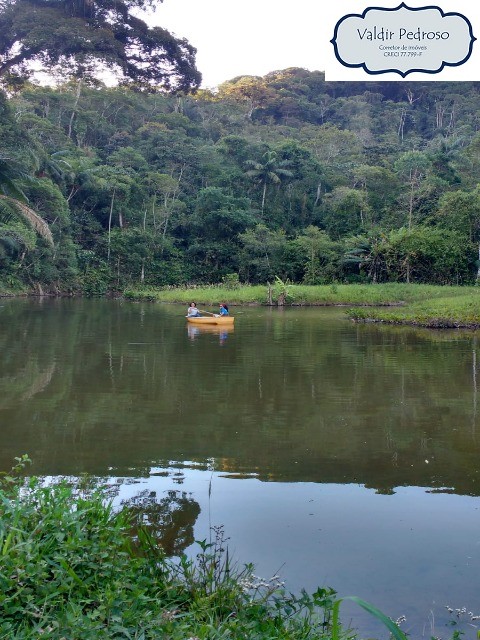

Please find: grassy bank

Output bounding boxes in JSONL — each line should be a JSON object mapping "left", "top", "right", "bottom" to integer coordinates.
{"left": 125, "top": 283, "right": 480, "bottom": 327}
{"left": 124, "top": 284, "right": 268, "bottom": 305}
{"left": 347, "top": 292, "right": 480, "bottom": 328}
{"left": 0, "top": 458, "right": 407, "bottom": 640}
{"left": 124, "top": 283, "right": 479, "bottom": 307}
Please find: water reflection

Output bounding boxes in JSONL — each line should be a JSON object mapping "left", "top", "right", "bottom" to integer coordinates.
{"left": 108, "top": 468, "right": 480, "bottom": 640}
{"left": 187, "top": 323, "right": 234, "bottom": 345}
{"left": 0, "top": 299, "right": 479, "bottom": 497}
{"left": 122, "top": 488, "right": 201, "bottom": 555}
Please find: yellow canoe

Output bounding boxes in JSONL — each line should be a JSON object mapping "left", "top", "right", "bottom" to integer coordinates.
{"left": 186, "top": 316, "right": 234, "bottom": 325}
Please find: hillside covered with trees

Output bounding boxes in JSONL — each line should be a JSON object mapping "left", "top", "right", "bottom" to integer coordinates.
{"left": 2, "top": 67, "right": 480, "bottom": 294}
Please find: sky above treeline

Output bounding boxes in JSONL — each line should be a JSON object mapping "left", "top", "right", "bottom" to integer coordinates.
{"left": 149, "top": 0, "right": 480, "bottom": 86}
{"left": 148, "top": 0, "right": 324, "bottom": 88}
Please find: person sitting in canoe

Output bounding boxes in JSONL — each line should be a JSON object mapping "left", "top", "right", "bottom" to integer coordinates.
{"left": 216, "top": 303, "right": 229, "bottom": 316}
{"left": 187, "top": 302, "right": 201, "bottom": 317}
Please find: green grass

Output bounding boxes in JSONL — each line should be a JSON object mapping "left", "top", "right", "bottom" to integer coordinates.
{"left": 124, "top": 283, "right": 479, "bottom": 307}
{"left": 347, "top": 292, "right": 480, "bottom": 328}
{"left": 125, "top": 283, "right": 480, "bottom": 327}
{"left": 282, "top": 283, "right": 478, "bottom": 306}
{"left": 124, "top": 284, "right": 268, "bottom": 305}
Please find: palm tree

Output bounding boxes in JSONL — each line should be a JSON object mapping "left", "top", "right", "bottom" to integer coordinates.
{"left": 36, "top": 150, "right": 73, "bottom": 186}
{"left": 244, "top": 151, "right": 293, "bottom": 214}
{"left": 344, "top": 232, "right": 388, "bottom": 283}
{"left": 0, "top": 157, "right": 54, "bottom": 247}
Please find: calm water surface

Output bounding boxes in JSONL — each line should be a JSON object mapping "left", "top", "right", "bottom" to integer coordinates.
{"left": 1, "top": 299, "right": 479, "bottom": 637}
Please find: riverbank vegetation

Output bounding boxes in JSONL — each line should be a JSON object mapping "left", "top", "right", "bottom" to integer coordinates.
{"left": 2, "top": 68, "right": 480, "bottom": 295}
{"left": 0, "top": 457, "right": 406, "bottom": 640}
{"left": 124, "top": 282, "right": 480, "bottom": 328}
{"left": 124, "top": 282, "right": 480, "bottom": 307}
{"left": 347, "top": 292, "right": 480, "bottom": 328}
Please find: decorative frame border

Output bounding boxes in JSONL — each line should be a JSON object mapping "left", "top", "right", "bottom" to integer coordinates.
{"left": 330, "top": 3, "right": 476, "bottom": 77}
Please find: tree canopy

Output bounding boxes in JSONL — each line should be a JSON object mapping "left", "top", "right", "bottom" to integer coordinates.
{"left": 0, "top": 0, "right": 201, "bottom": 91}
{"left": 2, "top": 69, "right": 480, "bottom": 292}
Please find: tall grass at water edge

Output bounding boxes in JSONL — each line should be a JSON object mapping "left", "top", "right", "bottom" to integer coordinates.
{"left": 348, "top": 293, "right": 480, "bottom": 328}
{"left": 124, "top": 283, "right": 479, "bottom": 307}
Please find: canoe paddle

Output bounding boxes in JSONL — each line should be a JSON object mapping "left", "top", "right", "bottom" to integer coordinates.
{"left": 185, "top": 310, "right": 218, "bottom": 317}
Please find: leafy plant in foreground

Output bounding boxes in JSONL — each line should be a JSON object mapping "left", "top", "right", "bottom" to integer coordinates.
{"left": 0, "top": 466, "right": 341, "bottom": 639}
{"left": 0, "top": 458, "right": 410, "bottom": 640}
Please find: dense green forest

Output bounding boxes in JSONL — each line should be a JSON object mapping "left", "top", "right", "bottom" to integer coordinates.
{"left": 2, "top": 69, "right": 480, "bottom": 294}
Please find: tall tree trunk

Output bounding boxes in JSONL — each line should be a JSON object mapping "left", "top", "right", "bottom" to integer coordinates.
{"left": 107, "top": 187, "right": 116, "bottom": 262}
{"left": 261, "top": 181, "right": 267, "bottom": 214}
{"left": 152, "top": 194, "right": 157, "bottom": 230}
{"left": 314, "top": 182, "right": 322, "bottom": 208}
{"left": 68, "top": 79, "right": 83, "bottom": 141}
{"left": 398, "top": 108, "right": 406, "bottom": 141}
{"left": 408, "top": 178, "right": 414, "bottom": 230}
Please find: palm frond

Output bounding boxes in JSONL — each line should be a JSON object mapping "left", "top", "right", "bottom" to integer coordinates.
{"left": 0, "top": 174, "right": 28, "bottom": 201}
{"left": 244, "top": 160, "right": 262, "bottom": 170}
{"left": 267, "top": 172, "right": 281, "bottom": 184}
{"left": 0, "top": 195, "right": 54, "bottom": 247}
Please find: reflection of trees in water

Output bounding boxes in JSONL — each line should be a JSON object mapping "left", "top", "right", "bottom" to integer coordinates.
{"left": 21, "top": 476, "right": 201, "bottom": 557}
{"left": 122, "top": 489, "right": 200, "bottom": 556}
{"left": 3, "top": 300, "right": 480, "bottom": 494}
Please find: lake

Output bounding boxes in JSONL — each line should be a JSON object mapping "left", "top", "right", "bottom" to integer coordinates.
{"left": 1, "top": 298, "right": 479, "bottom": 638}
